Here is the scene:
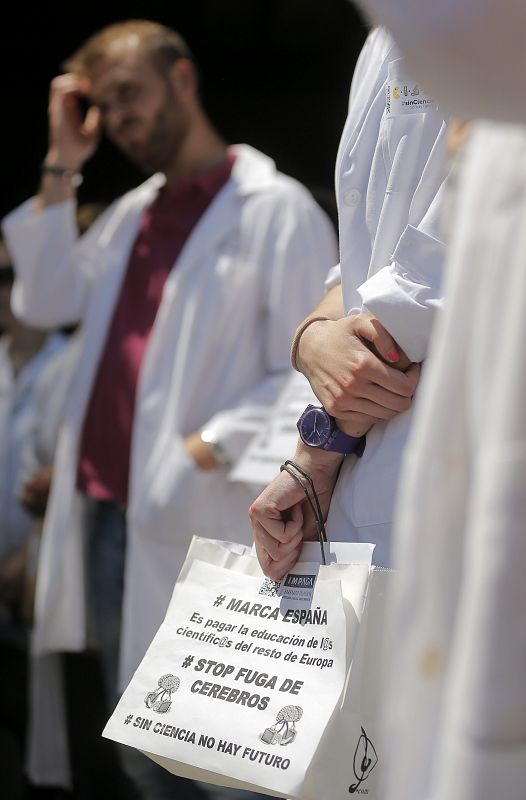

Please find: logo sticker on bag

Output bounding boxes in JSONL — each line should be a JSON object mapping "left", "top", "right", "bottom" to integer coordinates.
{"left": 349, "top": 726, "right": 378, "bottom": 794}
{"left": 258, "top": 577, "right": 281, "bottom": 598}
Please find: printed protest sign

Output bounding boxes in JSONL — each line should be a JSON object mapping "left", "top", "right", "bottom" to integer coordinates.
{"left": 229, "top": 372, "right": 318, "bottom": 487}
{"left": 103, "top": 559, "right": 349, "bottom": 797}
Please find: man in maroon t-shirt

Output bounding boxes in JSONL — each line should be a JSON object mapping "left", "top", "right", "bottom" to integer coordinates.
{"left": 4, "top": 18, "right": 338, "bottom": 800}
{"left": 40, "top": 22, "right": 242, "bottom": 800}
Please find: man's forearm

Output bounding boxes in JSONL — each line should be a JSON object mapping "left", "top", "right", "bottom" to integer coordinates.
{"left": 292, "top": 284, "right": 345, "bottom": 372}
{"left": 307, "top": 282, "right": 345, "bottom": 320}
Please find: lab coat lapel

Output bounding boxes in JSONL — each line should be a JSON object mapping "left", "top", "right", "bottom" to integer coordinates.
{"left": 131, "top": 147, "right": 274, "bottom": 498}
{"left": 135, "top": 177, "right": 241, "bottom": 400}
{"left": 168, "top": 178, "right": 241, "bottom": 288}
{"left": 138, "top": 147, "right": 271, "bottom": 395}
{"left": 155, "top": 144, "right": 276, "bottom": 306}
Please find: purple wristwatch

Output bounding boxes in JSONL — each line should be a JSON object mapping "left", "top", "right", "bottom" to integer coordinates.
{"left": 297, "top": 405, "right": 366, "bottom": 456}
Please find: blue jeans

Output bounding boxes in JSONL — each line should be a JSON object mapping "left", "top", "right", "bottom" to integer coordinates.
{"left": 86, "top": 499, "right": 268, "bottom": 800}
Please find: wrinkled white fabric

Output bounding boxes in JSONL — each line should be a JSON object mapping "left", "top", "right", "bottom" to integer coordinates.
{"left": 381, "top": 121, "right": 526, "bottom": 800}
{"left": 0, "top": 332, "right": 69, "bottom": 566}
{"left": 345, "top": 4, "right": 526, "bottom": 799}
{"left": 3, "top": 144, "right": 337, "bottom": 687}
{"left": 322, "top": 27, "right": 448, "bottom": 565}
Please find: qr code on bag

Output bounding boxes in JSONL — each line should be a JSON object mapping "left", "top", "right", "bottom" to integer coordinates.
{"left": 259, "top": 577, "right": 281, "bottom": 597}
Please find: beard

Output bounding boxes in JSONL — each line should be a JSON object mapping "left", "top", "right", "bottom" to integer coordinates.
{"left": 113, "top": 85, "right": 191, "bottom": 175}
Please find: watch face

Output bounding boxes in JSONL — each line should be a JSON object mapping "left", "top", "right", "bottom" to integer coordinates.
{"left": 298, "top": 406, "right": 332, "bottom": 447}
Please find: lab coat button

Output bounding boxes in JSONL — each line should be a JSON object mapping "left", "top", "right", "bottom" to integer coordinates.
{"left": 343, "top": 189, "right": 361, "bottom": 207}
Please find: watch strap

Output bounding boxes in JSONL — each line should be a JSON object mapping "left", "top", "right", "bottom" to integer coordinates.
{"left": 322, "top": 427, "right": 366, "bottom": 456}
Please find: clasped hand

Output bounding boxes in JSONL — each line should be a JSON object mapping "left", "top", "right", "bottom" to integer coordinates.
{"left": 296, "top": 310, "right": 420, "bottom": 436}
{"left": 249, "top": 308, "right": 422, "bottom": 579}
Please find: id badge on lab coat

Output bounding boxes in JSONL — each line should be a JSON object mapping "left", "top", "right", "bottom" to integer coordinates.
{"left": 385, "top": 57, "right": 438, "bottom": 117}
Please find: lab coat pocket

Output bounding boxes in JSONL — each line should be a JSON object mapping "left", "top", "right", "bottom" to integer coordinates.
{"left": 142, "top": 439, "right": 254, "bottom": 549}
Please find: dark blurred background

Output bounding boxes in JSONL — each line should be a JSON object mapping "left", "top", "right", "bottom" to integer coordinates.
{"left": 3, "top": 0, "right": 368, "bottom": 226}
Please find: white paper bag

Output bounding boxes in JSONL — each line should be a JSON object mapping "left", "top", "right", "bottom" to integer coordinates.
{"left": 304, "top": 568, "right": 392, "bottom": 799}
{"left": 103, "top": 537, "right": 391, "bottom": 799}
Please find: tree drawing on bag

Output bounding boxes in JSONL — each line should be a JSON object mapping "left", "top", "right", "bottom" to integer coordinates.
{"left": 145, "top": 674, "right": 180, "bottom": 713}
{"left": 349, "top": 726, "right": 378, "bottom": 793}
{"left": 260, "top": 705, "right": 303, "bottom": 746}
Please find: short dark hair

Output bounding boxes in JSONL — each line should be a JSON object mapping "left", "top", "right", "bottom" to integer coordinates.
{"left": 63, "top": 19, "right": 196, "bottom": 79}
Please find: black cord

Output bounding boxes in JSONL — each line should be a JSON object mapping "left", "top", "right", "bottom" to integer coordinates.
{"left": 280, "top": 460, "right": 327, "bottom": 565}
{"left": 282, "top": 460, "right": 327, "bottom": 541}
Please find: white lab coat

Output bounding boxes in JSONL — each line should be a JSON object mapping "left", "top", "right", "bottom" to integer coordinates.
{"left": 381, "top": 122, "right": 526, "bottom": 800}
{"left": 323, "top": 27, "right": 448, "bottom": 565}
{"left": 343, "top": 6, "right": 526, "bottom": 800}
{"left": 28, "top": 334, "right": 79, "bottom": 472}
{"left": 0, "top": 334, "right": 77, "bottom": 787}
{"left": 0, "top": 332, "right": 68, "bottom": 566}
{"left": 0, "top": 331, "right": 72, "bottom": 652}
{"left": 3, "top": 144, "right": 337, "bottom": 686}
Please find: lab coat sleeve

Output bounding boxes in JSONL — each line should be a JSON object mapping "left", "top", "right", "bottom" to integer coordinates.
{"left": 30, "top": 337, "right": 79, "bottom": 470}
{"left": 325, "top": 263, "right": 342, "bottom": 291}
{"left": 15, "top": 336, "right": 74, "bottom": 499}
{"left": 199, "top": 186, "right": 339, "bottom": 464}
{"left": 2, "top": 197, "right": 113, "bottom": 329}
{"left": 358, "top": 181, "right": 446, "bottom": 362}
